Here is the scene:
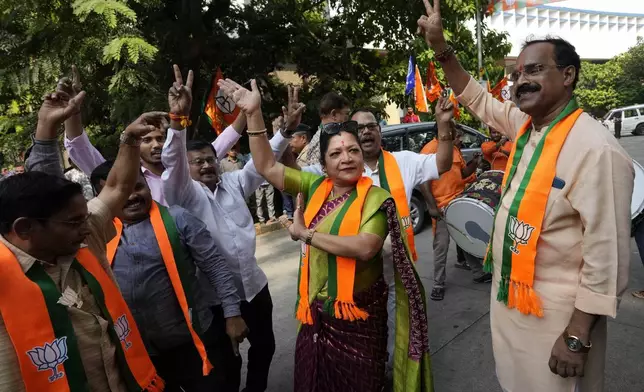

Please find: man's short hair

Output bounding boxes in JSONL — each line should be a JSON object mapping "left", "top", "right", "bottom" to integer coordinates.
{"left": 90, "top": 160, "right": 145, "bottom": 194}
{"left": 351, "top": 107, "right": 378, "bottom": 119}
{"left": 293, "top": 124, "right": 313, "bottom": 142}
{"left": 522, "top": 36, "right": 581, "bottom": 89}
{"left": 0, "top": 171, "right": 83, "bottom": 234}
{"left": 186, "top": 139, "right": 218, "bottom": 158}
{"left": 319, "top": 92, "right": 350, "bottom": 117}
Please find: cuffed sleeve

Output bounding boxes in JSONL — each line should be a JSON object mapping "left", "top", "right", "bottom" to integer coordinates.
{"left": 64, "top": 132, "right": 106, "bottom": 176}
{"left": 212, "top": 125, "right": 242, "bottom": 162}
{"left": 26, "top": 139, "right": 64, "bottom": 178}
{"left": 568, "top": 146, "right": 633, "bottom": 318}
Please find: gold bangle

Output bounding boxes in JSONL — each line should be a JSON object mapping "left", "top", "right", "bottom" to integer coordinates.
{"left": 247, "top": 128, "right": 267, "bottom": 135}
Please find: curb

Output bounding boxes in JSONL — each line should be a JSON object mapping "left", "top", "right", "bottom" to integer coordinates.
{"left": 255, "top": 221, "right": 286, "bottom": 236}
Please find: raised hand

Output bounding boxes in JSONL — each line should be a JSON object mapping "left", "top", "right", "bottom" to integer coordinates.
{"left": 288, "top": 193, "right": 308, "bottom": 241}
{"left": 417, "top": 0, "right": 448, "bottom": 51}
{"left": 434, "top": 94, "right": 454, "bottom": 124}
{"left": 56, "top": 65, "right": 82, "bottom": 99}
{"left": 37, "top": 90, "right": 86, "bottom": 132}
{"left": 169, "top": 64, "right": 193, "bottom": 116}
{"left": 282, "top": 85, "right": 306, "bottom": 131}
{"left": 124, "top": 111, "right": 169, "bottom": 139}
{"left": 218, "top": 78, "right": 262, "bottom": 115}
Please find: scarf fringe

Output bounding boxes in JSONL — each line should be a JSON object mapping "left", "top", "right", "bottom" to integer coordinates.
{"left": 323, "top": 299, "right": 369, "bottom": 322}
{"left": 145, "top": 374, "right": 166, "bottom": 392}
{"left": 296, "top": 299, "right": 314, "bottom": 325}
{"left": 497, "top": 276, "right": 509, "bottom": 303}
{"left": 507, "top": 281, "right": 544, "bottom": 317}
{"left": 483, "top": 256, "right": 493, "bottom": 274}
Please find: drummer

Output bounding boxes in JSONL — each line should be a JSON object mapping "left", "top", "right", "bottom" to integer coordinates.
{"left": 481, "top": 127, "right": 513, "bottom": 171}
{"left": 420, "top": 128, "right": 492, "bottom": 302}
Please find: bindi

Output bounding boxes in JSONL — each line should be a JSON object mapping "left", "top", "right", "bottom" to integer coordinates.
{"left": 341, "top": 140, "right": 345, "bottom": 146}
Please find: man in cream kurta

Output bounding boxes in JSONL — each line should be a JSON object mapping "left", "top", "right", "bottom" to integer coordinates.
{"left": 459, "top": 75, "right": 633, "bottom": 391}
{"left": 417, "top": 3, "right": 633, "bottom": 391}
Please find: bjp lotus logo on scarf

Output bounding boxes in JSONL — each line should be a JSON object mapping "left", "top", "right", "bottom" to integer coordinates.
{"left": 27, "top": 337, "right": 69, "bottom": 382}
{"left": 114, "top": 315, "right": 132, "bottom": 350}
{"left": 508, "top": 216, "right": 535, "bottom": 254}
{"left": 401, "top": 215, "right": 412, "bottom": 229}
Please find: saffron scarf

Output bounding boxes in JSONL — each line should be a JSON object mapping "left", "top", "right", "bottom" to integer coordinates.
{"left": 106, "top": 202, "right": 212, "bottom": 376}
{"left": 484, "top": 99, "right": 583, "bottom": 317}
{"left": 0, "top": 242, "right": 164, "bottom": 392}
{"left": 295, "top": 176, "right": 373, "bottom": 325}
{"left": 378, "top": 150, "right": 418, "bottom": 261}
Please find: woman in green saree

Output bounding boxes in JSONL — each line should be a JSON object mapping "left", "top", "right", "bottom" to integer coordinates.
{"left": 218, "top": 79, "right": 433, "bottom": 392}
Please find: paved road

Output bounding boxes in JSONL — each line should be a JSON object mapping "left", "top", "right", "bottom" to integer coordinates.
{"left": 241, "top": 135, "right": 644, "bottom": 392}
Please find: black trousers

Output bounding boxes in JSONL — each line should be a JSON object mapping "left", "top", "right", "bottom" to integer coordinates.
{"left": 150, "top": 323, "right": 225, "bottom": 392}
{"left": 210, "top": 284, "right": 276, "bottom": 392}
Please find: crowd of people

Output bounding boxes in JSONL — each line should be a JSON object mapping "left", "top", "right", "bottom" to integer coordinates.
{"left": 0, "top": 1, "right": 639, "bottom": 392}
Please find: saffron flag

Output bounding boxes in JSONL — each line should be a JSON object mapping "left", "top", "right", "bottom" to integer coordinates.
{"left": 490, "top": 77, "right": 509, "bottom": 102}
{"left": 414, "top": 65, "right": 429, "bottom": 113}
{"left": 203, "top": 68, "right": 240, "bottom": 135}
{"left": 487, "top": 0, "right": 567, "bottom": 14}
{"left": 448, "top": 89, "right": 460, "bottom": 120}
{"left": 405, "top": 56, "right": 415, "bottom": 96}
{"left": 426, "top": 61, "right": 443, "bottom": 103}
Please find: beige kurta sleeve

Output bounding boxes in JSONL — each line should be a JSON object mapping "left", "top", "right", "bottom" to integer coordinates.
{"left": 567, "top": 145, "right": 634, "bottom": 318}
{"left": 457, "top": 76, "right": 530, "bottom": 141}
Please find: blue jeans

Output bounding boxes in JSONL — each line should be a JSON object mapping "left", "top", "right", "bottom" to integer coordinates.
{"left": 282, "top": 192, "right": 294, "bottom": 219}
{"left": 635, "top": 220, "right": 644, "bottom": 267}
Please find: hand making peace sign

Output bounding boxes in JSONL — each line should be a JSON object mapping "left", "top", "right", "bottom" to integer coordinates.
{"left": 417, "top": 0, "right": 448, "bottom": 52}
{"left": 169, "top": 64, "right": 194, "bottom": 117}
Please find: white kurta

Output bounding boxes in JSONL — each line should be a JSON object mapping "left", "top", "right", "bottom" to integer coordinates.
{"left": 458, "top": 77, "right": 634, "bottom": 392}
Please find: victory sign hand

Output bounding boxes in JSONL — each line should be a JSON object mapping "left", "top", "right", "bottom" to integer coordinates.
{"left": 56, "top": 65, "right": 83, "bottom": 99}
{"left": 218, "top": 78, "right": 262, "bottom": 115}
{"left": 169, "top": 64, "right": 193, "bottom": 117}
{"left": 418, "top": 0, "right": 448, "bottom": 52}
{"left": 282, "top": 85, "right": 306, "bottom": 131}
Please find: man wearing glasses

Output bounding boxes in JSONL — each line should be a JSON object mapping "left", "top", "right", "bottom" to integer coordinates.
{"left": 418, "top": 1, "right": 633, "bottom": 391}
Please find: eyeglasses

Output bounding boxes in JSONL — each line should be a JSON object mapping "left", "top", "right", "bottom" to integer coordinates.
{"left": 322, "top": 121, "right": 359, "bottom": 135}
{"left": 36, "top": 213, "right": 92, "bottom": 228}
{"left": 508, "top": 63, "right": 567, "bottom": 83}
{"left": 357, "top": 122, "right": 380, "bottom": 134}
{"left": 188, "top": 157, "right": 217, "bottom": 167}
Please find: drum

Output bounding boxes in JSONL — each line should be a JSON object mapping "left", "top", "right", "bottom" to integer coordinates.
{"left": 444, "top": 170, "right": 504, "bottom": 258}
{"left": 631, "top": 160, "right": 644, "bottom": 225}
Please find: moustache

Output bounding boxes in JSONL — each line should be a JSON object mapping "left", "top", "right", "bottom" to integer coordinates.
{"left": 516, "top": 83, "right": 541, "bottom": 97}
{"left": 124, "top": 197, "right": 145, "bottom": 208}
{"left": 200, "top": 167, "right": 217, "bottom": 175}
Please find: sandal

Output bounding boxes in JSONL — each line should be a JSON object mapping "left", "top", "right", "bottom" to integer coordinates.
{"left": 632, "top": 290, "right": 644, "bottom": 299}
{"left": 430, "top": 287, "right": 445, "bottom": 301}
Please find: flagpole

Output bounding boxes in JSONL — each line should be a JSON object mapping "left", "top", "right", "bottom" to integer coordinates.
{"left": 476, "top": 4, "right": 484, "bottom": 84}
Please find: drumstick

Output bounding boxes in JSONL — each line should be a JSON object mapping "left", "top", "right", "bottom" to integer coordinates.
{"left": 442, "top": 219, "right": 474, "bottom": 243}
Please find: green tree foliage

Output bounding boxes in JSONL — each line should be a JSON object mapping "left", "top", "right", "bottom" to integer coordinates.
{"left": 0, "top": 0, "right": 511, "bottom": 165}
{"left": 576, "top": 37, "right": 644, "bottom": 117}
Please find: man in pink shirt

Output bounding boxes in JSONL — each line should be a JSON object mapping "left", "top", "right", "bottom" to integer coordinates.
{"left": 403, "top": 107, "right": 421, "bottom": 123}
{"left": 58, "top": 66, "right": 244, "bottom": 205}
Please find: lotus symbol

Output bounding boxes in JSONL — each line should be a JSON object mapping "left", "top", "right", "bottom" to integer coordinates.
{"left": 27, "top": 337, "right": 68, "bottom": 382}
{"left": 114, "top": 315, "right": 132, "bottom": 350}
{"left": 508, "top": 216, "right": 535, "bottom": 254}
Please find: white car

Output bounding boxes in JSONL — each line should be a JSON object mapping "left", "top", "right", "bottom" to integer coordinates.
{"left": 603, "top": 104, "right": 644, "bottom": 135}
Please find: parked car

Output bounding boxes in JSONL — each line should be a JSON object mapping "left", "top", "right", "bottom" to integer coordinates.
{"left": 603, "top": 104, "right": 644, "bottom": 135}
{"left": 381, "top": 121, "right": 489, "bottom": 234}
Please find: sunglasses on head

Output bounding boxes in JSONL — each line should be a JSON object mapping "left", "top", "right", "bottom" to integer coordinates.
{"left": 322, "top": 121, "right": 359, "bottom": 135}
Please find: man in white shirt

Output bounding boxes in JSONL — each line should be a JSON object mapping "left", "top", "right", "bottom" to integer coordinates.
{"left": 302, "top": 106, "right": 454, "bottom": 375}
{"left": 161, "top": 66, "right": 294, "bottom": 392}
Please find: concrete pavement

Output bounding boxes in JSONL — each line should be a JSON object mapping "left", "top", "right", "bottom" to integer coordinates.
{"left": 240, "top": 135, "right": 644, "bottom": 392}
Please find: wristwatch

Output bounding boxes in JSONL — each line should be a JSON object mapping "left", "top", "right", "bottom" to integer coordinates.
{"left": 563, "top": 329, "right": 592, "bottom": 353}
{"left": 120, "top": 131, "right": 142, "bottom": 147}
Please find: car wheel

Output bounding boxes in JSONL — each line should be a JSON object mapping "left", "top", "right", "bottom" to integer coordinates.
{"left": 634, "top": 123, "right": 644, "bottom": 136}
{"left": 410, "top": 195, "right": 426, "bottom": 235}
